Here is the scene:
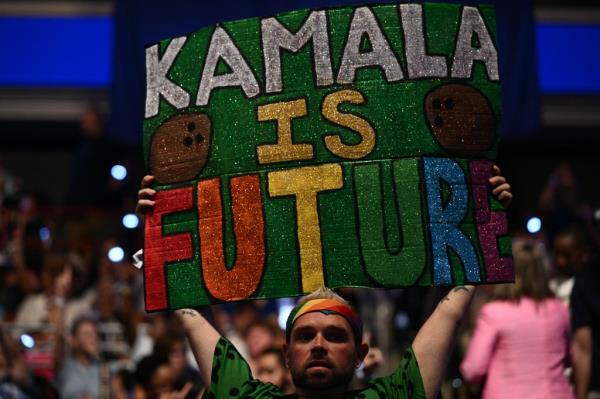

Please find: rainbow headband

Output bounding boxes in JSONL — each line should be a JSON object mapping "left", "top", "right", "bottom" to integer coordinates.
{"left": 285, "top": 299, "right": 363, "bottom": 343}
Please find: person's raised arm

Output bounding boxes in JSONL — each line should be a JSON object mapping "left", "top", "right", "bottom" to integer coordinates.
{"left": 413, "top": 285, "right": 475, "bottom": 399}
{"left": 136, "top": 175, "right": 222, "bottom": 388}
{"left": 174, "top": 309, "right": 222, "bottom": 389}
{"left": 412, "top": 165, "right": 511, "bottom": 399}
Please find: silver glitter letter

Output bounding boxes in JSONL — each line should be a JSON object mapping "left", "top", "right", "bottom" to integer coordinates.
{"left": 337, "top": 7, "right": 403, "bottom": 84}
{"left": 262, "top": 11, "right": 333, "bottom": 93}
{"left": 451, "top": 6, "right": 499, "bottom": 80}
{"left": 196, "top": 27, "right": 260, "bottom": 106}
{"left": 145, "top": 37, "right": 190, "bottom": 118}
{"left": 400, "top": 4, "right": 447, "bottom": 78}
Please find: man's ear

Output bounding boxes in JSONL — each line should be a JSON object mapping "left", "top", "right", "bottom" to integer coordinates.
{"left": 357, "top": 342, "right": 369, "bottom": 364}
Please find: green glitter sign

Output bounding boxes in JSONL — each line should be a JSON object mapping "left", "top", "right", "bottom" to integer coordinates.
{"left": 143, "top": 3, "right": 513, "bottom": 311}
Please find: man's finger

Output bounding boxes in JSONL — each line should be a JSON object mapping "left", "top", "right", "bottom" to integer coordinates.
{"left": 488, "top": 175, "right": 506, "bottom": 186}
{"left": 138, "top": 188, "right": 157, "bottom": 199}
{"left": 137, "top": 199, "right": 156, "bottom": 207}
{"left": 498, "top": 191, "right": 513, "bottom": 207}
{"left": 141, "top": 175, "right": 155, "bottom": 189}
{"left": 491, "top": 183, "right": 511, "bottom": 195}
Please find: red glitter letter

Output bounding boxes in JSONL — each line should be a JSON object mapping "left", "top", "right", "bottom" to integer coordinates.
{"left": 144, "top": 187, "right": 194, "bottom": 311}
{"left": 469, "top": 160, "right": 514, "bottom": 282}
{"left": 197, "top": 174, "right": 265, "bottom": 301}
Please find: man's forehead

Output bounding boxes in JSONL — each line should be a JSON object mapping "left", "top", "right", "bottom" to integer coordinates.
{"left": 291, "top": 311, "right": 352, "bottom": 331}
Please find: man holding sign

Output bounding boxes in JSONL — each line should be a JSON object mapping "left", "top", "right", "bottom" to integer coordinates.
{"left": 137, "top": 167, "right": 511, "bottom": 399}
{"left": 138, "top": 2, "right": 514, "bottom": 397}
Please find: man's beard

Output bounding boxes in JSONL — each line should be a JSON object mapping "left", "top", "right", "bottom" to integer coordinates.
{"left": 291, "top": 363, "right": 354, "bottom": 391}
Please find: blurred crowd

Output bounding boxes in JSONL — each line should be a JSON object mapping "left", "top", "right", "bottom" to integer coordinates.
{"left": 0, "top": 111, "right": 599, "bottom": 399}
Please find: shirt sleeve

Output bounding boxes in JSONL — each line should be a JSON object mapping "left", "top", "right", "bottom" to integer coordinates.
{"left": 366, "top": 347, "right": 426, "bottom": 399}
{"left": 203, "top": 337, "right": 283, "bottom": 399}
{"left": 460, "top": 304, "right": 499, "bottom": 383}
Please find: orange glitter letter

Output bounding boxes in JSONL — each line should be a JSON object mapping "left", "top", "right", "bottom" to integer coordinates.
{"left": 197, "top": 174, "right": 266, "bottom": 301}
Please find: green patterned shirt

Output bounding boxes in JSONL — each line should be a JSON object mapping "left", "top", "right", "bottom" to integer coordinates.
{"left": 203, "top": 337, "right": 425, "bottom": 399}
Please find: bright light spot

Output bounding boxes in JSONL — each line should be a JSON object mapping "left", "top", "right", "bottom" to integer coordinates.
{"left": 122, "top": 214, "right": 139, "bottom": 229}
{"left": 20, "top": 334, "right": 35, "bottom": 349}
{"left": 277, "top": 298, "right": 295, "bottom": 330}
{"left": 526, "top": 217, "right": 542, "bottom": 234}
{"left": 594, "top": 208, "right": 600, "bottom": 221}
{"left": 452, "top": 378, "right": 463, "bottom": 389}
{"left": 108, "top": 246, "right": 125, "bottom": 262}
{"left": 394, "top": 312, "right": 410, "bottom": 330}
{"left": 111, "top": 165, "right": 127, "bottom": 181}
{"left": 39, "top": 227, "right": 50, "bottom": 241}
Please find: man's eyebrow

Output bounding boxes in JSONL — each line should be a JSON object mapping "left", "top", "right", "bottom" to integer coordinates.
{"left": 293, "top": 325, "right": 315, "bottom": 333}
{"left": 324, "top": 325, "right": 349, "bottom": 333}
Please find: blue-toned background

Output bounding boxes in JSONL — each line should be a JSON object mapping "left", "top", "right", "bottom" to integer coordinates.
{"left": 1, "top": 1, "right": 599, "bottom": 143}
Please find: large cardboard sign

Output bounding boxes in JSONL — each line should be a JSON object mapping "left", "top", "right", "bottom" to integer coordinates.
{"left": 143, "top": 3, "right": 513, "bottom": 311}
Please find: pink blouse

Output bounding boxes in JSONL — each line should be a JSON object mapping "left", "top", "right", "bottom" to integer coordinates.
{"left": 460, "top": 297, "right": 574, "bottom": 399}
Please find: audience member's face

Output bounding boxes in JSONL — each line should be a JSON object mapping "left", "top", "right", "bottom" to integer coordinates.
{"left": 256, "top": 352, "right": 288, "bottom": 389}
{"left": 169, "top": 341, "right": 187, "bottom": 377}
{"left": 80, "top": 110, "right": 103, "bottom": 139}
{"left": 554, "top": 234, "right": 585, "bottom": 275}
{"left": 284, "top": 313, "right": 359, "bottom": 391}
{"left": 246, "top": 325, "right": 274, "bottom": 359}
{"left": 149, "top": 364, "right": 174, "bottom": 398}
{"left": 74, "top": 321, "right": 99, "bottom": 358}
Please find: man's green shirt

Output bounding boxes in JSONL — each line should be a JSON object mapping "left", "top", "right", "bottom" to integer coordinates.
{"left": 203, "top": 337, "right": 426, "bottom": 398}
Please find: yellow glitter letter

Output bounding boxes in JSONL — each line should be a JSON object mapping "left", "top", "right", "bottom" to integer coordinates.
{"left": 257, "top": 99, "right": 314, "bottom": 164}
{"left": 267, "top": 163, "right": 343, "bottom": 292}
{"left": 322, "top": 89, "right": 376, "bottom": 159}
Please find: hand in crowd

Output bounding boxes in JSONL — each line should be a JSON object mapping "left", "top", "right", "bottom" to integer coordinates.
{"left": 136, "top": 175, "right": 156, "bottom": 216}
{"left": 489, "top": 165, "right": 512, "bottom": 207}
{"left": 361, "top": 343, "right": 384, "bottom": 379}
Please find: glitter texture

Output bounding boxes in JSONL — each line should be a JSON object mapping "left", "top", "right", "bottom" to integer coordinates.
{"left": 141, "top": 3, "right": 507, "bottom": 310}
{"left": 197, "top": 175, "right": 265, "bottom": 301}
{"left": 196, "top": 27, "right": 260, "bottom": 106}
{"left": 400, "top": 4, "right": 448, "bottom": 78}
{"left": 337, "top": 7, "right": 403, "bottom": 84}
{"left": 469, "top": 160, "right": 514, "bottom": 282}
{"left": 262, "top": 11, "right": 333, "bottom": 93}
{"left": 451, "top": 6, "right": 499, "bottom": 80}
{"left": 145, "top": 37, "right": 191, "bottom": 118}
{"left": 424, "top": 157, "right": 481, "bottom": 284}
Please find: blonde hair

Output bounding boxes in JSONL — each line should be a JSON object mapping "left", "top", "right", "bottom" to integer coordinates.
{"left": 297, "top": 286, "right": 350, "bottom": 307}
{"left": 492, "top": 239, "right": 553, "bottom": 301}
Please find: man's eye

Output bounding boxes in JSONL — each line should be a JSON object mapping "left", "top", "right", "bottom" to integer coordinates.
{"left": 326, "top": 331, "right": 348, "bottom": 342}
{"left": 297, "top": 331, "right": 314, "bottom": 342}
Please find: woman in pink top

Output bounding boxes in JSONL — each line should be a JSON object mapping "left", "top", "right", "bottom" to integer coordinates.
{"left": 460, "top": 239, "right": 574, "bottom": 399}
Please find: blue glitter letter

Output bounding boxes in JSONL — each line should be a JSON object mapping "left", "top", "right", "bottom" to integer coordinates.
{"left": 424, "top": 157, "right": 480, "bottom": 284}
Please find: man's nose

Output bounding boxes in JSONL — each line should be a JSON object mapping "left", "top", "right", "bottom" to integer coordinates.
{"left": 311, "top": 334, "right": 327, "bottom": 354}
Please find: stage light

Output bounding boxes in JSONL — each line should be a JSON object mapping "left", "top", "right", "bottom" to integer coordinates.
{"left": 108, "top": 246, "right": 125, "bottom": 262}
{"left": 394, "top": 311, "right": 410, "bottom": 330}
{"left": 122, "top": 213, "right": 139, "bottom": 229}
{"left": 527, "top": 217, "right": 542, "bottom": 234}
{"left": 452, "top": 378, "right": 463, "bottom": 389}
{"left": 277, "top": 298, "right": 295, "bottom": 330}
{"left": 39, "top": 227, "right": 50, "bottom": 242}
{"left": 111, "top": 164, "right": 127, "bottom": 181}
{"left": 20, "top": 334, "right": 35, "bottom": 349}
